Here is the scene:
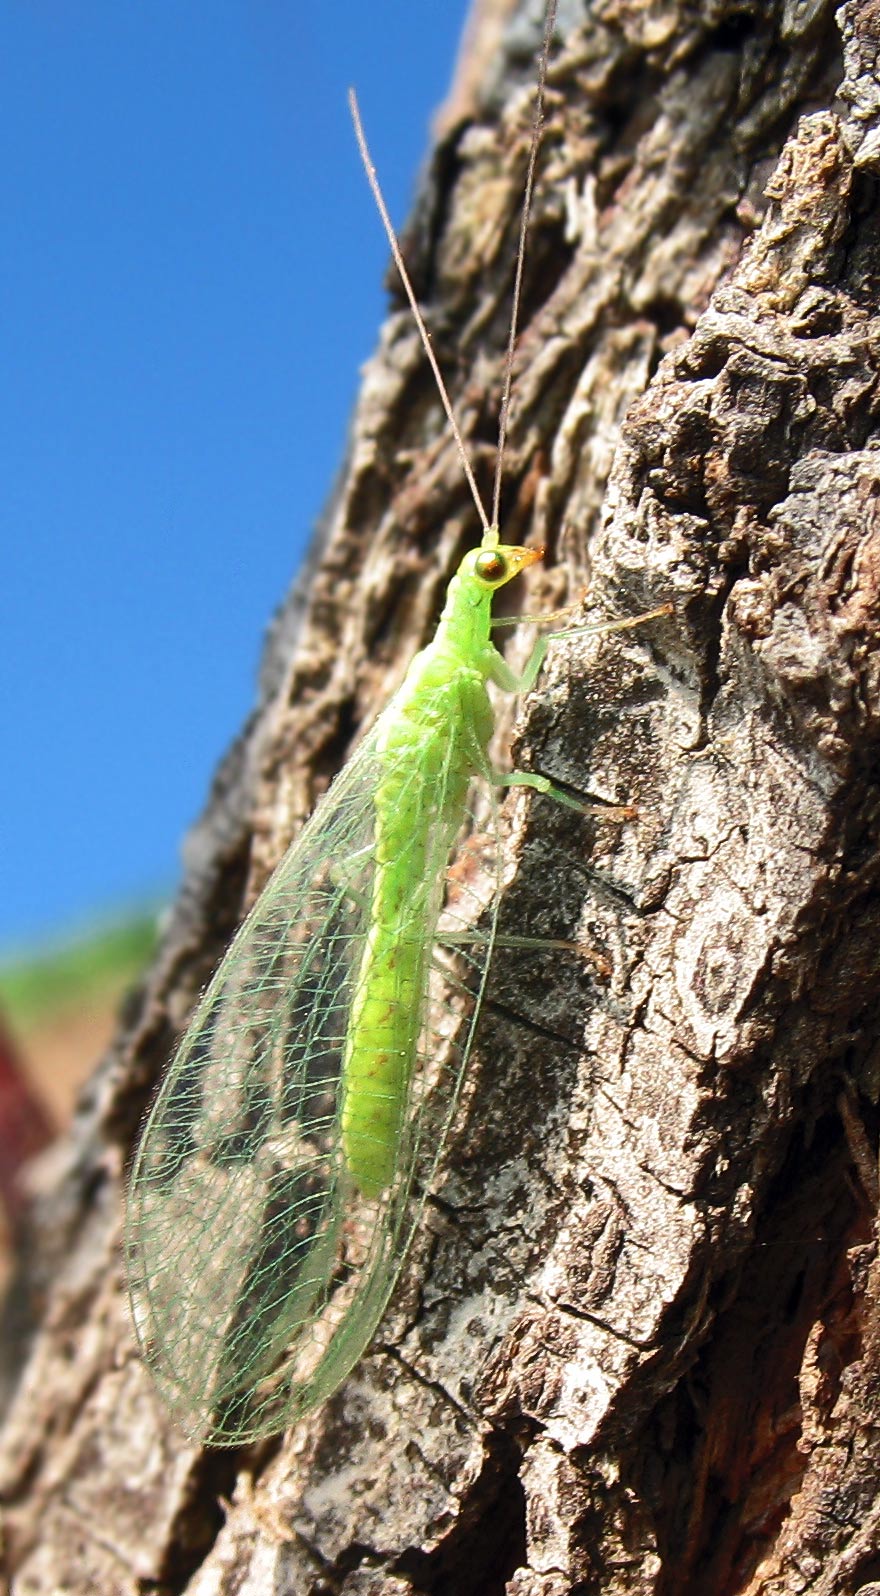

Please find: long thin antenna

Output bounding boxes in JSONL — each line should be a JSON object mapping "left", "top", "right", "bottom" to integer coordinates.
{"left": 491, "top": 0, "right": 558, "bottom": 532}
{"left": 349, "top": 88, "right": 491, "bottom": 539}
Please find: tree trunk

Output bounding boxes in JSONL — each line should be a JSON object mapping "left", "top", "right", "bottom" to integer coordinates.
{"left": 2, "top": 2, "right": 880, "bottom": 1591}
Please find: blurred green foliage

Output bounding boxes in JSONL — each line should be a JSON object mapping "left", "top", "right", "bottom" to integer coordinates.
{"left": 0, "top": 912, "right": 160, "bottom": 1032}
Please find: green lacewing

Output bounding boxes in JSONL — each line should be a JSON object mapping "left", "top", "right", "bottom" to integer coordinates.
{"left": 125, "top": 1, "right": 665, "bottom": 1443}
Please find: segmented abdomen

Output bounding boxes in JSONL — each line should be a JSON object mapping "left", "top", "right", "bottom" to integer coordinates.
{"left": 341, "top": 705, "right": 470, "bottom": 1196}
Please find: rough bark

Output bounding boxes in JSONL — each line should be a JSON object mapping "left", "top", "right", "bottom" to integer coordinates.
{"left": 2, "top": 1, "right": 879, "bottom": 1592}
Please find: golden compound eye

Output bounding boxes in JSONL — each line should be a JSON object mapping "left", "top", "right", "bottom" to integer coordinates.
{"left": 474, "top": 550, "right": 507, "bottom": 584}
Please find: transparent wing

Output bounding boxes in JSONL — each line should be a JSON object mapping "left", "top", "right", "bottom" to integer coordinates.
{"left": 125, "top": 713, "right": 501, "bottom": 1444}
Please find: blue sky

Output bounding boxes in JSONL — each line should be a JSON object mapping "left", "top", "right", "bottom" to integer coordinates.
{"left": 2, "top": 1, "right": 472, "bottom": 955}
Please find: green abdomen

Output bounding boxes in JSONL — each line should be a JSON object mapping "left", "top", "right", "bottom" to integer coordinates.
{"left": 340, "top": 707, "right": 472, "bottom": 1198}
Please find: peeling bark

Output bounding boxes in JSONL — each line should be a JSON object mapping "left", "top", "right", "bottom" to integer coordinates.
{"left": 2, "top": 2, "right": 879, "bottom": 1593}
